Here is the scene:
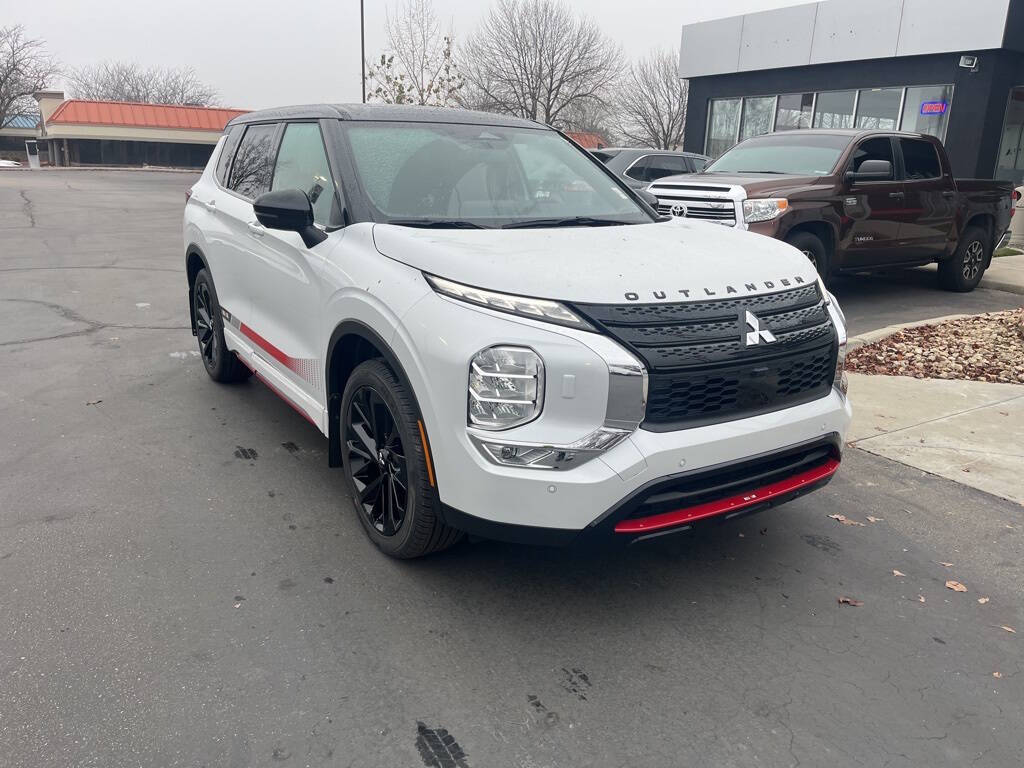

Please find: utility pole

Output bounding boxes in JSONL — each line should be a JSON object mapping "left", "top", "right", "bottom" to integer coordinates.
{"left": 360, "top": 0, "right": 366, "bottom": 103}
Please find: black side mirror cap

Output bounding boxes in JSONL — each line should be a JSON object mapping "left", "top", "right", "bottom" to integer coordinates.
{"left": 846, "top": 159, "right": 893, "bottom": 183}
{"left": 638, "top": 189, "right": 659, "bottom": 209}
{"left": 253, "top": 189, "right": 328, "bottom": 248}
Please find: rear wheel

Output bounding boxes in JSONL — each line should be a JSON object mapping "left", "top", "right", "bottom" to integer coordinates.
{"left": 785, "top": 231, "right": 830, "bottom": 283}
{"left": 341, "top": 359, "right": 461, "bottom": 558}
{"left": 938, "top": 226, "right": 988, "bottom": 292}
{"left": 192, "top": 269, "right": 251, "bottom": 382}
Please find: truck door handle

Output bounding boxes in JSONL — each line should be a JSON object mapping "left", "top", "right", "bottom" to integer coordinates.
{"left": 247, "top": 221, "right": 265, "bottom": 237}
{"left": 942, "top": 191, "right": 956, "bottom": 198}
{"left": 888, "top": 192, "right": 905, "bottom": 199}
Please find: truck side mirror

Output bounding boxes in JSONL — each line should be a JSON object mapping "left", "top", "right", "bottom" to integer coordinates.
{"left": 846, "top": 159, "right": 893, "bottom": 183}
{"left": 253, "top": 189, "right": 327, "bottom": 248}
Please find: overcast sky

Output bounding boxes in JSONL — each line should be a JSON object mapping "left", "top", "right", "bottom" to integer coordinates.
{"left": 4, "top": 0, "right": 817, "bottom": 109}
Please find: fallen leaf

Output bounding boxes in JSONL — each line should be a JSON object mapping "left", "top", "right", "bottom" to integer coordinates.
{"left": 1001, "top": 626, "right": 1017, "bottom": 634}
{"left": 917, "top": 595, "right": 926, "bottom": 603}
{"left": 867, "top": 516, "right": 884, "bottom": 523}
{"left": 829, "top": 514, "right": 866, "bottom": 527}
{"left": 937, "top": 561, "right": 954, "bottom": 567}
{"left": 86, "top": 399, "right": 102, "bottom": 406}
{"left": 978, "top": 597, "right": 990, "bottom": 604}
{"left": 838, "top": 596, "right": 863, "bottom": 607}
{"left": 893, "top": 569, "right": 906, "bottom": 577}
{"left": 945, "top": 580, "right": 968, "bottom": 592}
{"left": 994, "top": 672, "right": 1003, "bottom": 678}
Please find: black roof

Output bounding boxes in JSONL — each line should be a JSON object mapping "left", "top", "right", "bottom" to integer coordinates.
{"left": 227, "top": 103, "right": 545, "bottom": 129}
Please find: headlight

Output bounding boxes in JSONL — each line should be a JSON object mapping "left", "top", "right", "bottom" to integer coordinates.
{"left": 425, "top": 274, "right": 594, "bottom": 330}
{"left": 822, "top": 283, "right": 849, "bottom": 396}
{"left": 468, "top": 346, "right": 544, "bottom": 430}
{"left": 742, "top": 198, "right": 788, "bottom": 223}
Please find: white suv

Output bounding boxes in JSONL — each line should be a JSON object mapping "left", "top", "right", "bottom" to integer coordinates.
{"left": 183, "top": 104, "right": 851, "bottom": 558}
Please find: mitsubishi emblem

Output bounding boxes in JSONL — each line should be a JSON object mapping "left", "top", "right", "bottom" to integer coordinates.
{"left": 744, "top": 310, "right": 776, "bottom": 346}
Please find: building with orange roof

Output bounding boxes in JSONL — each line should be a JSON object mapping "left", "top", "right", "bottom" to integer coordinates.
{"left": 32, "top": 91, "right": 248, "bottom": 168}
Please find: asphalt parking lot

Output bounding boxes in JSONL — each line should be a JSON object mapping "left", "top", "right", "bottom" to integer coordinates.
{"left": 1, "top": 170, "right": 1022, "bottom": 768}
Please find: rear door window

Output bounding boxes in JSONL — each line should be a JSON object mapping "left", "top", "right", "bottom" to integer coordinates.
{"left": 271, "top": 122, "right": 339, "bottom": 227}
{"left": 228, "top": 123, "right": 279, "bottom": 199}
{"left": 644, "top": 155, "right": 688, "bottom": 181}
{"left": 215, "top": 125, "right": 243, "bottom": 186}
{"left": 899, "top": 138, "right": 942, "bottom": 180}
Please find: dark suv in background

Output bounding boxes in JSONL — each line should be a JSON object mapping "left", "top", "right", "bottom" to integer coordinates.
{"left": 592, "top": 147, "right": 709, "bottom": 189}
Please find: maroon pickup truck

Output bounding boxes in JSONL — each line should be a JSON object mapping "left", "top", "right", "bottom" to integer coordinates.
{"left": 648, "top": 130, "right": 1014, "bottom": 291}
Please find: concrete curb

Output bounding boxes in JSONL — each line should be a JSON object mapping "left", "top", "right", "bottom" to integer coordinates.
{"left": 979, "top": 276, "right": 1024, "bottom": 296}
{"left": 847, "top": 313, "right": 973, "bottom": 351}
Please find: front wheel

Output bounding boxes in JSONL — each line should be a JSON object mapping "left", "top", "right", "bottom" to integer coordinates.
{"left": 192, "top": 269, "right": 252, "bottom": 382}
{"left": 340, "top": 359, "right": 461, "bottom": 558}
{"left": 938, "top": 226, "right": 989, "bottom": 292}
{"left": 785, "top": 231, "right": 830, "bottom": 283}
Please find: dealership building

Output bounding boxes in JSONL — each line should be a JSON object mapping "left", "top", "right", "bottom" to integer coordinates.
{"left": 679, "top": 0, "right": 1024, "bottom": 181}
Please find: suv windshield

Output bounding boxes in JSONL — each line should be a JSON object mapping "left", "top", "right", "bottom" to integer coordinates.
{"left": 341, "top": 121, "right": 652, "bottom": 228}
{"left": 706, "top": 133, "right": 852, "bottom": 176}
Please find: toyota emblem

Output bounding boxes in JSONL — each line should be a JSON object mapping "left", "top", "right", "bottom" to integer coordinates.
{"left": 669, "top": 203, "right": 687, "bottom": 217}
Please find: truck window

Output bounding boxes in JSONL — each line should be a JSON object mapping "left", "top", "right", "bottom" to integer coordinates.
{"left": 899, "top": 138, "right": 942, "bottom": 180}
{"left": 228, "top": 123, "right": 278, "bottom": 200}
{"left": 850, "top": 137, "right": 894, "bottom": 178}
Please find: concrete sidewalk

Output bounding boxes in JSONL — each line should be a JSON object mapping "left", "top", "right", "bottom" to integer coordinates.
{"left": 848, "top": 372, "right": 1024, "bottom": 504}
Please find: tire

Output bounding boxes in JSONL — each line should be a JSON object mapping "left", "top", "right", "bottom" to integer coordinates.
{"left": 340, "top": 359, "right": 461, "bottom": 558}
{"left": 938, "top": 226, "right": 989, "bottom": 292}
{"left": 192, "top": 268, "right": 252, "bottom": 383}
{"left": 785, "top": 231, "right": 830, "bottom": 283}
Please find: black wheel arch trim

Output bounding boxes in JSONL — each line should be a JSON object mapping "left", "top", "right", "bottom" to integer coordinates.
{"left": 325, "top": 320, "right": 432, "bottom": 480}
{"left": 185, "top": 244, "right": 210, "bottom": 337}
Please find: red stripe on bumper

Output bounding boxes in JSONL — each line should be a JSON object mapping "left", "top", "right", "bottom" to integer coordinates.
{"left": 614, "top": 457, "right": 840, "bottom": 534}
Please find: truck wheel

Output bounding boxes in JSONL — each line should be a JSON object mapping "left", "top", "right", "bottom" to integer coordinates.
{"left": 938, "top": 226, "right": 988, "bottom": 292}
{"left": 340, "top": 359, "right": 461, "bottom": 558}
{"left": 192, "top": 269, "right": 252, "bottom": 383}
{"left": 785, "top": 231, "right": 830, "bottom": 282}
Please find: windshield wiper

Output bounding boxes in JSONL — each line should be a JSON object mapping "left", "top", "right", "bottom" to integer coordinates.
{"left": 387, "top": 219, "right": 486, "bottom": 229}
{"left": 502, "top": 216, "right": 638, "bottom": 229}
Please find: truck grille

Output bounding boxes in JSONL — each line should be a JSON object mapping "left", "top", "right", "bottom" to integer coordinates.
{"left": 648, "top": 182, "right": 738, "bottom": 226}
{"left": 572, "top": 284, "right": 837, "bottom": 430}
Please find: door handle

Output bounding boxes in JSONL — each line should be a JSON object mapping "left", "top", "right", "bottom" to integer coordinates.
{"left": 201, "top": 198, "right": 217, "bottom": 212}
{"left": 247, "top": 221, "right": 265, "bottom": 238}
{"left": 888, "top": 192, "right": 905, "bottom": 199}
{"left": 942, "top": 191, "right": 956, "bottom": 198}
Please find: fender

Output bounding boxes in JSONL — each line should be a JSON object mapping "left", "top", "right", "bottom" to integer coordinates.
{"left": 184, "top": 244, "right": 210, "bottom": 337}
{"left": 324, "top": 320, "right": 433, "bottom": 480}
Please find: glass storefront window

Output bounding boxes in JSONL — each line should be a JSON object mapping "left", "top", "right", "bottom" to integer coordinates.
{"left": 740, "top": 96, "right": 776, "bottom": 141}
{"left": 706, "top": 98, "right": 741, "bottom": 158}
{"left": 995, "top": 87, "right": 1024, "bottom": 184}
{"left": 856, "top": 88, "right": 902, "bottom": 130}
{"left": 813, "top": 90, "right": 856, "bottom": 129}
{"left": 775, "top": 93, "right": 813, "bottom": 131}
{"left": 901, "top": 85, "right": 954, "bottom": 141}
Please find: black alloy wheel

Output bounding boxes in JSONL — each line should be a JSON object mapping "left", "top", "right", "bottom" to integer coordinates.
{"left": 345, "top": 385, "right": 408, "bottom": 536}
{"left": 195, "top": 280, "right": 217, "bottom": 367}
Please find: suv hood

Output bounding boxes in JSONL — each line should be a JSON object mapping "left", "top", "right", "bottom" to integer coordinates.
{"left": 372, "top": 218, "right": 817, "bottom": 305}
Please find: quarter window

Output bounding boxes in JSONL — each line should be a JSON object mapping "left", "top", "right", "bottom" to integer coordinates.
{"left": 271, "top": 122, "right": 339, "bottom": 227}
{"left": 215, "top": 125, "right": 243, "bottom": 186}
{"left": 228, "top": 123, "right": 278, "bottom": 199}
{"left": 900, "top": 138, "right": 942, "bottom": 180}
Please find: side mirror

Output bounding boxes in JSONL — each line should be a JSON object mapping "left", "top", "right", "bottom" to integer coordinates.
{"left": 638, "top": 189, "right": 659, "bottom": 209}
{"left": 253, "top": 189, "right": 327, "bottom": 248}
{"left": 846, "top": 159, "right": 893, "bottom": 183}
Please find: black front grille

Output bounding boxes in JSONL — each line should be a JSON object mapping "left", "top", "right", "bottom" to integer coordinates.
{"left": 573, "top": 283, "right": 837, "bottom": 430}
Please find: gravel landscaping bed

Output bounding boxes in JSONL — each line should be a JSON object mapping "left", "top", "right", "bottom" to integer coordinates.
{"left": 846, "top": 308, "right": 1024, "bottom": 384}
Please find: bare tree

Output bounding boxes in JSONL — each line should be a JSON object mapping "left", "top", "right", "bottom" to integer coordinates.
{"left": 0, "top": 25, "right": 57, "bottom": 129}
{"left": 67, "top": 61, "right": 219, "bottom": 106}
{"left": 365, "top": 0, "right": 463, "bottom": 106}
{"left": 611, "top": 49, "right": 688, "bottom": 149}
{"left": 460, "top": 0, "right": 622, "bottom": 128}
